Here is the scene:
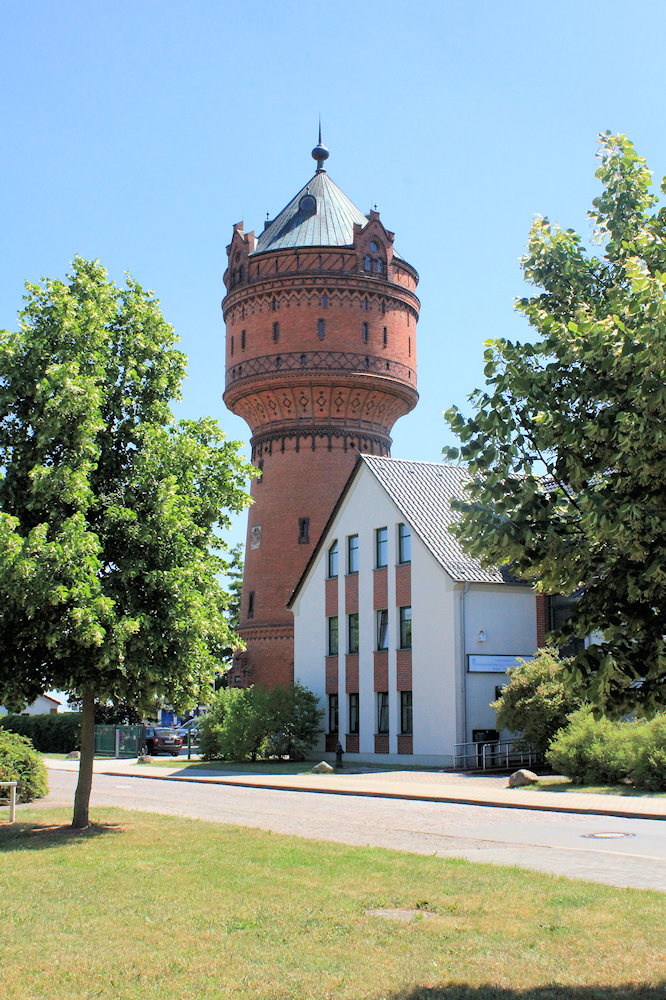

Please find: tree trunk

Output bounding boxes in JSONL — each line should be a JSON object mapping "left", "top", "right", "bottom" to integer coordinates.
{"left": 72, "top": 687, "right": 95, "bottom": 828}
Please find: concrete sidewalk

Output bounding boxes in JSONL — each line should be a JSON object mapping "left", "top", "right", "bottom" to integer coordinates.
{"left": 43, "top": 757, "right": 666, "bottom": 822}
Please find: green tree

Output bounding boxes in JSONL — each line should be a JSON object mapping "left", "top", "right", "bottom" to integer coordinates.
{"left": 0, "top": 258, "right": 254, "bottom": 826}
{"left": 491, "top": 647, "right": 580, "bottom": 753}
{"left": 444, "top": 134, "right": 666, "bottom": 717}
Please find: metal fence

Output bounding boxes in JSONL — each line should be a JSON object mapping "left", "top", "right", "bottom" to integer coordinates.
{"left": 94, "top": 725, "right": 145, "bottom": 758}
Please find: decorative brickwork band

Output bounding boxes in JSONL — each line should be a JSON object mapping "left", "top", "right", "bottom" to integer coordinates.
{"left": 396, "top": 649, "right": 412, "bottom": 690}
{"left": 536, "top": 593, "right": 550, "bottom": 648}
{"left": 226, "top": 350, "right": 416, "bottom": 391}
{"left": 344, "top": 573, "right": 359, "bottom": 614}
{"left": 373, "top": 566, "right": 388, "bottom": 609}
{"left": 373, "top": 651, "right": 388, "bottom": 691}
{"left": 345, "top": 654, "right": 359, "bottom": 693}
{"left": 395, "top": 562, "right": 411, "bottom": 607}
{"left": 325, "top": 656, "right": 338, "bottom": 694}
{"left": 325, "top": 577, "right": 338, "bottom": 617}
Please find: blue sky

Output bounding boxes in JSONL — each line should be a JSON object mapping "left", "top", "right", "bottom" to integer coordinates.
{"left": 3, "top": 0, "right": 666, "bottom": 551}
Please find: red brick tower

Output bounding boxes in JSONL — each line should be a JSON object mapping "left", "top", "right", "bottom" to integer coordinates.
{"left": 222, "top": 136, "right": 420, "bottom": 688}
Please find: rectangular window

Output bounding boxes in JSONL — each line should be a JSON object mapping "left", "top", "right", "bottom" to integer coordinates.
{"left": 327, "top": 616, "right": 338, "bottom": 656}
{"left": 362, "top": 322, "right": 369, "bottom": 342}
{"left": 273, "top": 321, "right": 280, "bottom": 342}
{"left": 376, "top": 609, "right": 388, "bottom": 651}
{"left": 377, "top": 692, "right": 389, "bottom": 734}
{"left": 347, "top": 534, "right": 359, "bottom": 574}
{"left": 375, "top": 526, "right": 387, "bottom": 568}
{"left": 400, "top": 691, "right": 413, "bottom": 735}
{"left": 241, "top": 329, "right": 246, "bottom": 350}
{"left": 328, "top": 694, "right": 338, "bottom": 734}
{"left": 398, "top": 522, "right": 411, "bottom": 563}
{"left": 327, "top": 540, "right": 338, "bottom": 578}
{"left": 230, "top": 335, "right": 234, "bottom": 356}
{"left": 348, "top": 692, "right": 359, "bottom": 734}
{"left": 383, "top": 326, "right": 387, "bottom": 347}
{"left": 247, "top": 591, "right": 255, "bottom": 619}
{"left": 399, "top": 606, "right": 412, "bottom": 649}
{"left": 348, "top": 612, "right": 359, "bottom": 654}
{"left": 317, "top": 318, "right": 325, "bottom": 339}
{"left": 298, "top": 517, "right": 309, "bottom": 544}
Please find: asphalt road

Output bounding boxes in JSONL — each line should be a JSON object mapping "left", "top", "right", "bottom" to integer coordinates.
{"left": 32, "top": 768, "right": 666, "bottom": 892}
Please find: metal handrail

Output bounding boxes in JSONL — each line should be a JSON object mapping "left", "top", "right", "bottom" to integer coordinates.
{"left": 453, "top": 739, "right": 542, "bottom": 772}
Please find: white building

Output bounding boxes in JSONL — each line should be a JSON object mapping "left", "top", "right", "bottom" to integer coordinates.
{"left": 0, "top": 693, "right": 63, "bottom": 716}
{"left": 289, "top": 455, "right": 542, "bottom": 767}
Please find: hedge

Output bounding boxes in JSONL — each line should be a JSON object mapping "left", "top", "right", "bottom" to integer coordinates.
{"left": 0, "top": 730, "right": 49, "bottom": 802}
{"left": 0, "top": 712, "right": 82, "bottom": 754}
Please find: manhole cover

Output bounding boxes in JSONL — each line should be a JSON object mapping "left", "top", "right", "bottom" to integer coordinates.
{"left": 582, "top": 831, "right": 636, "bottom": 840}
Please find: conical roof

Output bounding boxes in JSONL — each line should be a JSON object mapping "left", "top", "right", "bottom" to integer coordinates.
{"left": 253, "top": 170, "right": 370, "bottom": 255}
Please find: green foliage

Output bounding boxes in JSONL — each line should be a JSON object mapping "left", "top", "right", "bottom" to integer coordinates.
{"left": 547, "top": 707, "right": 666, "bottom": 790}
{"left": 491, "top": 647, "right": 581, "bottom": 753}
{"left": 200, "top": 683, "right": 323, "bottom": 762}
{"left": 0, "top": 730, "right": 49, "bottom": 801}
{"left": 0, "top": 257, "right": 254, "bottom": 712}
{"left": 444, "top": 134, "right": 666, "bottom": 716}
{"left": 261, "top": 683, "right": 325, "bottom": 761}
{"left": 0, "top": 713, "right": 82, "bottom": 753}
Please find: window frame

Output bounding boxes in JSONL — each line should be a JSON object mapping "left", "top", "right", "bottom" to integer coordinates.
{"left": 376, "top": 609, "right": 389, "bottom": 651}
{"left": 377, "top": 692, "right": 389, "bottom": 734}
{"left": 347, "top": 612, "right": 359, "bottom": 654}
{"left": 348, "top": 692, "right": 359, "bottom": 734}
{"left": 327, "top": 616, "right": 338, "bottom": 656}
{"left": 328, "top": 693, "right": 339, "bottom": 734}
{"left": 375, "top": 526, "right": 388, "bottom": 568}
{"left": 327, "top": 540, "right": 338, "bottom": 578}
{"left": 398, "top": 522, "right": 411, "bottom": 564}
{"left": 347, "top": 534, "right": 359, "bottom": 574}
{"left": 400, "top": 691, "right": 413, "bottom": 735}
{"left": 399, "top": 605, "right": 412, "bottom": 649}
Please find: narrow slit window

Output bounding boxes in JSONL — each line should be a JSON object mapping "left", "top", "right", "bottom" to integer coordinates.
{"left": 317, "top": 318, "right": 325, "bottom": 340}
{"left": 362, "top": 322, "right": 369, "bottom": 342}
{"left": 273, "top": 321, "right": 280, "bottom": 342}
{"left": 298, "top": 517, "right": 310, "bottom": 544}
{"left": 241, "top": 329, "right": 246, "bottom": 350}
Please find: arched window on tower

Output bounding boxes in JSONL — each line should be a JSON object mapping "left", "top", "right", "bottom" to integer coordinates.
{"left": 273, "top": 322, "right": 280, "bottom": 342}
{"left": 362, "top": 322, "right": 369, "bottom": 342}
{"left": 322, "top": 293, "right": 328, "bottom": 308}
{"left": 317, "top": 318, "right": 325, "bottom": 340}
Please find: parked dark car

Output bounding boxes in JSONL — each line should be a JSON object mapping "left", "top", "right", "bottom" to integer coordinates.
{"left": 175, "top": 718, "right": 203, "bottom": 746}
{"left": 143, "top": 727, "right": 182, "bottom": 756}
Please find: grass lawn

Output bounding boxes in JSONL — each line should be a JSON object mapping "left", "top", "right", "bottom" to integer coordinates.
{"left": 1, "top": 808, "right": 664, "bottom": 1000}
{"left": 527, "top": 778, "right": 666, "bottom": 798}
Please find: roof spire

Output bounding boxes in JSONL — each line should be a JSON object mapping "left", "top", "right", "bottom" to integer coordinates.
{"left": 311, "top": 117, "right": 329, "bottom": 173}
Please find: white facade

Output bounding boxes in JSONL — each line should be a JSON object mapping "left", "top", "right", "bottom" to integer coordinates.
{"left": 0, "top": 693, "right": 63, "bottom": 716}
{"left": 291, "top": 459, "right": 538, "bottom": 766}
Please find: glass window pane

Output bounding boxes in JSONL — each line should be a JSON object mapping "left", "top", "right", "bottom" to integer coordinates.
{"left": 377, "top": 692, "right": 389, "bottom": 733}
{"left": 349, "top": 693, "right": 359, "bottom": 734}
{"left": 398, "top": 523, "right": 411, "bottom": 563}
{"left": 347, "top": 534, "right": 359, "bottom": 573}
{"left": 375, "top": 526, "right": 387, "bottom": 568}
{"left": 399, "top": 606, "right": 412, "bottom": 649}
{"left": 328, "top": 616, "right": 338, "bottom": 656}
{"left": 400, "top": 691, "right": 412, "bottom": 734}
{"left": 328, "top": 540, "right": 338, "bottom": 578}
{"left": 348, "top": 613, "right": 359, "bottom": 653}
{"left": 376, "top": 609, "right": 388, "bottom": 651}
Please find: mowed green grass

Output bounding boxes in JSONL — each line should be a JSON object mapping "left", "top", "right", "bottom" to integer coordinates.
{"left": 1, "top": 808, "right": 664, "bottom": 1000}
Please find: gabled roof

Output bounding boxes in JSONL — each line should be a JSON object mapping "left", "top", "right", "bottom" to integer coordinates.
{"left": 288, "top": 455, "right": 517, "bottom": 608}
{"left": 362, "top": 455, "right": 508, "bottom": 584}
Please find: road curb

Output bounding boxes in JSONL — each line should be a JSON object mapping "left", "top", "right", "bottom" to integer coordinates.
{"left": 94, "top": 767, "right": 666, "bottom": 822}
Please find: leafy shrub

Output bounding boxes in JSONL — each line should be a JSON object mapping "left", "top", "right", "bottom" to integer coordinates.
{"left": 547, "top": 707, "right": 665, "bottom": 790}
{"left": 630, "top": 714, "right": 666, "bottom": 792}
{"left": 201, "top": 683, "right": 323, "bottom": 762}
{"left": 0, "top": 730, "right": 49, "bottom": 802}
{"left": 491, "top": 647, "right": 581, "bottom": 752}
{"left": 0, "top": 712, "right": 81, "bottom": 753}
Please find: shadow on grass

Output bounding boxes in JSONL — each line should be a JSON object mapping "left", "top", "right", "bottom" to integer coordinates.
{"left": 0, "top": 819, "right": 123, "bottom": 852}
{"left": 391, "top": 985, "right": 666, "bottom": 1000}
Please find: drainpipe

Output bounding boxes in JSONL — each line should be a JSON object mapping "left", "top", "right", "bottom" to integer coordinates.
{"left": 457, "top": 582, "right": 470, "bottom": 746}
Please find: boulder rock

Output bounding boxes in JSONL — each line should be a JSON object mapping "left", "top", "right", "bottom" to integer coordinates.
{"left": 508, "top": 769, "right": 539, "bottom": 787}
{"left": 66, "top": 751, "right": 81, "bottom": 760}
{"left": 312, "top": 761, "right": 334, "bottom": 774}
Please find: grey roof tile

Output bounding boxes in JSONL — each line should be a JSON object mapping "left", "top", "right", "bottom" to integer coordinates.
{"left": 361, "top": 455, "right": 511, "bottom": 584}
